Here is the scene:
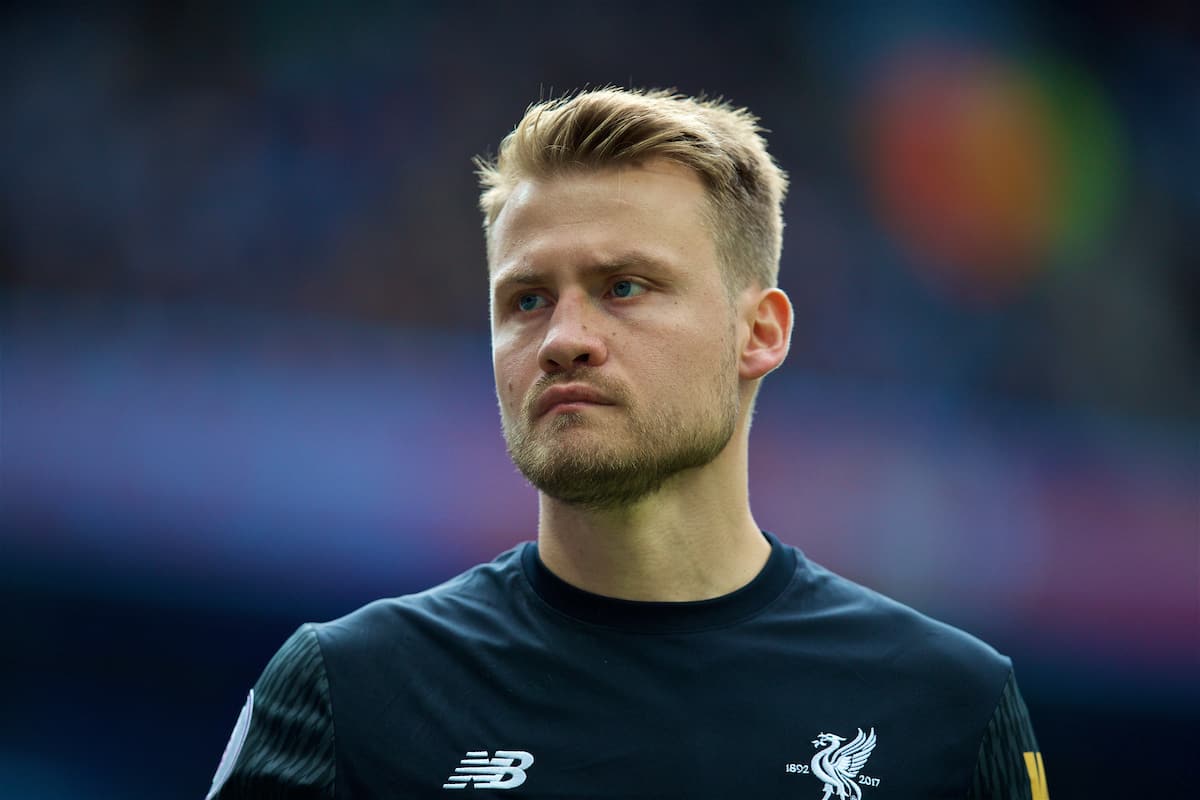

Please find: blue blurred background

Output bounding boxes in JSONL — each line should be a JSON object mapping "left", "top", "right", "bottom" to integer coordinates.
{"left": 1, "top": 2, "right": 1196, "bottom": 798}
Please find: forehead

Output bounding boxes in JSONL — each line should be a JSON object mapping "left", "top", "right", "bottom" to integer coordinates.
{"left": 487, "top": 160, "right": 716, "bottom": 281}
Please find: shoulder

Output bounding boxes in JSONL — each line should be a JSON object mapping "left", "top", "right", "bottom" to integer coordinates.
{"left": 207, "top": 624, "right": 336, "bottom": 799}
{"left": 792, "top": 552, "right": 1013, "bottom": 697}
{"left": 309, "top": 542, "right": 530, "bottom": 658}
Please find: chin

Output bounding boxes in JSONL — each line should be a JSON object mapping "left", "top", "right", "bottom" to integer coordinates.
{"left": 541, "top": 411, "right": 607, "bottom": 433}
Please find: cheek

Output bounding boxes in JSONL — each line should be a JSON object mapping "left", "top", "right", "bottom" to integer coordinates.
{"left": 675, "top": 324, "right": 735, "bottom": 385}
{"left": 493, "top": 349, "right": 527, "bottom": 405}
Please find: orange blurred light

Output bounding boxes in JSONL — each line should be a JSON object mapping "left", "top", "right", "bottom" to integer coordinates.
{"left": 863, "top": 46, "right": 1068, "bottom": 302}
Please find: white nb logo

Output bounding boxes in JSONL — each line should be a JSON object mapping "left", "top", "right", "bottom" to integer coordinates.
{"left": 443, "top": 750, "right": 535, "bottom": 790}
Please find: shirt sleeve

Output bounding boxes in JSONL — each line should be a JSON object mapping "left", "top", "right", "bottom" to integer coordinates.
{"left": 206, "top": 624, "right": 336, "bottom": 799}
{"left": 966, "top": 671, "right": 1049, "bottom": 800}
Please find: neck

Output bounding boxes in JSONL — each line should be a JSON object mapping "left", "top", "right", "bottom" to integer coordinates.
{"left": 534, "top": 433, "right": 769, "bottom": 602}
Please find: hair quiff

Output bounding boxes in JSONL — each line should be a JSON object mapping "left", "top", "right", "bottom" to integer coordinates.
{"left": 475, "top": 87, "right": 788, "bottom": 291}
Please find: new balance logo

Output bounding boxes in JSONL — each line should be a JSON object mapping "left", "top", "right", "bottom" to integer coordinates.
{"left": 443, "top": 750, "right": 535, "bottom": 790}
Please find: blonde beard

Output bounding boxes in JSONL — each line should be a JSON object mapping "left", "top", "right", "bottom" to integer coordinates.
{"left": 501, "top": 339, "right": 740, "bottom": 511}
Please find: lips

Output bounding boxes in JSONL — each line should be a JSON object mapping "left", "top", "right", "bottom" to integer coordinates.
{"left": 533, "top": 384, "right": 615, "bottom": 417}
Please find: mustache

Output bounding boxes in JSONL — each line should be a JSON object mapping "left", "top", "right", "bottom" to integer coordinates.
{"left": 523, "top": 369, "right": 629, "bottom": 415}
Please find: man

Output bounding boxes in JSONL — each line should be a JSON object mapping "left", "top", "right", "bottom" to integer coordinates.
{"left": 207, "top": 88, "right": 1048, "bottom": 799}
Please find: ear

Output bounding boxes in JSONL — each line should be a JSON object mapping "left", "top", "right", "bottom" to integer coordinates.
{"left": 738, "top": 287, "right": 793, "bottom": 380}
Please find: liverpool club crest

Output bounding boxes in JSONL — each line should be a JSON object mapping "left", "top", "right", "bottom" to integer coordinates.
{"left": 809, "top": 727, "right": 878, "bottom": 799}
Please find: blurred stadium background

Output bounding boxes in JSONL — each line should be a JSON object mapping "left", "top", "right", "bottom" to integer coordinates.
{"left": 1, "top": 2, "right": 1196, "bottom": 798}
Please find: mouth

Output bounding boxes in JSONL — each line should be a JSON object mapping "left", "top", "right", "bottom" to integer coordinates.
{"left": 533, "top": 384, "right": 616, "bottom": 418}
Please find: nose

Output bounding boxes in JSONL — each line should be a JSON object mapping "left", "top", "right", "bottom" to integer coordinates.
{"left": 537, "top": 291, "right": 609, "bottom": 374}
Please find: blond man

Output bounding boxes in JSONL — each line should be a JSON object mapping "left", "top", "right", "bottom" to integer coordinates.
{"left": 208, "top": 88, "right": 1046, "bottom": 800}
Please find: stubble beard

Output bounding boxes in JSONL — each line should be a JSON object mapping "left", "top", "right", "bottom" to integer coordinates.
{"left": 501, "top": 350, "right": 740, "bottom": 512}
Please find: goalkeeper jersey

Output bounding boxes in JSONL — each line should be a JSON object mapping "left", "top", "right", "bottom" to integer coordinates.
{"left": 207, "top": 531, "right": 1047, "bottom": 799}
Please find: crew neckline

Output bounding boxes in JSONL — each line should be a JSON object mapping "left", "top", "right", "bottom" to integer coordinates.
{"left": 520, "top": 530, "right": 796, "bottom": 633}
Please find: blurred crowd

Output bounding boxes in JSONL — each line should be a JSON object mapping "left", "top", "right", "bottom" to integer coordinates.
{"left": 3, "top": 2, "right": 1195, "bottom": 419}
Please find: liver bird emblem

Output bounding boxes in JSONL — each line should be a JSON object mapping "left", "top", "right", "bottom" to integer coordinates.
{"left": 810, "top": 727, "right": 877, "bottom": 800}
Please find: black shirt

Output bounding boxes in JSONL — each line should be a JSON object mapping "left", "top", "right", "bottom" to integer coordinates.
{"left": 208, "top": 532, "right": 1046, "bottom": 798}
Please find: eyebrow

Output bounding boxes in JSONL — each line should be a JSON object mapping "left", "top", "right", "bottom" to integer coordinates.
{"left": 492, "top": 254, "right": 671, "bottom": 294}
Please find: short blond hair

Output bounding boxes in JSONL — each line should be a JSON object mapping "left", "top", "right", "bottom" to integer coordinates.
{"left": 476, "top": 87, "right": 789, "bottom": 291}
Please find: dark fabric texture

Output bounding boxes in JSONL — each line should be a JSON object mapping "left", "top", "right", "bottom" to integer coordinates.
{"left": 967, "top": 672, "right": 1046, "bottom": 799}
{"left": 210, "top": 624, "right": 335, "bottom": 799}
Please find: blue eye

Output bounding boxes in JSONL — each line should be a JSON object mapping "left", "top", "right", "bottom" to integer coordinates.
{"left": 517, "top": 294, "right": 546, "bottom": 312}
{"left": 611, "top": 280, "right": 644, "bottom": 299}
